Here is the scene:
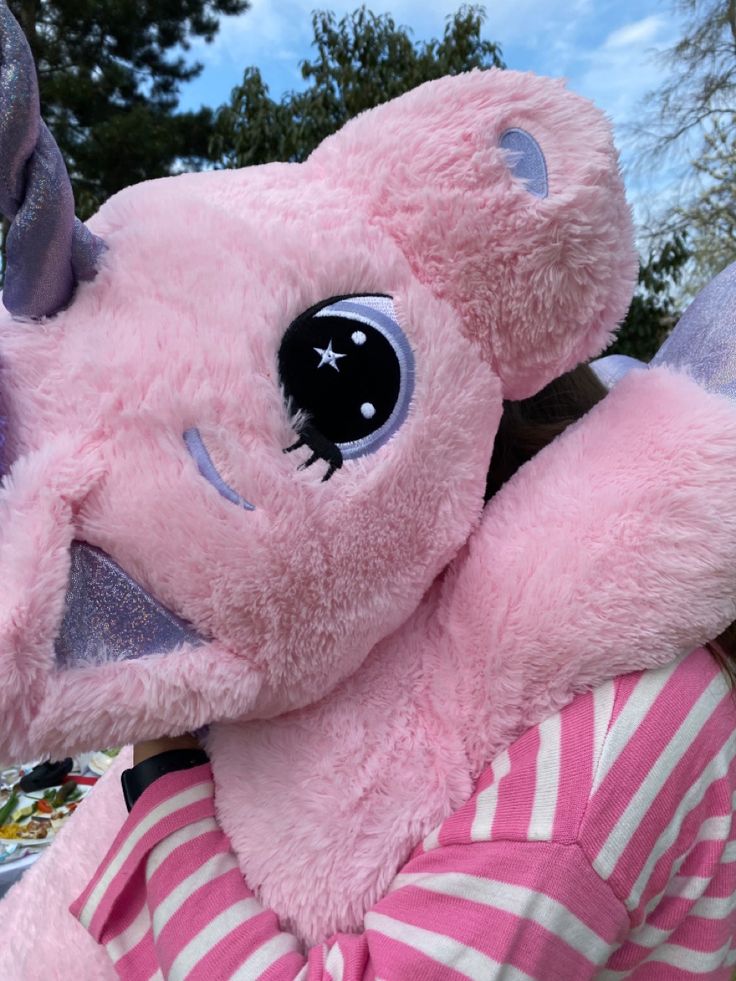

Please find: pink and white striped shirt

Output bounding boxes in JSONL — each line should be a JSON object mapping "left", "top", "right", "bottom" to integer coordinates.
{"left": 71, "top": 646, "right": 736, "bottom": 979}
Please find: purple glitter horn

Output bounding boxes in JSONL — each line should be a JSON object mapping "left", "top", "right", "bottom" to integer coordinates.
{"left": 0, "top": 2, "right": 105, "bottom": 319}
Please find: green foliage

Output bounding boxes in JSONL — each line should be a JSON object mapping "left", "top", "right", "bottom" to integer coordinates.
{"left": 211, "top": 5, "right": 504, "bottom": 168}
{"left": 10, "top": 0, "right": 249, "bottom": 218}
{"left": 606, "top": 234, "right": 691, "bottom": 362}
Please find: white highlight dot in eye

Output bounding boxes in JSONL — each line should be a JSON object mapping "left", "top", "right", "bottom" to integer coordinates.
{"left": 352, "top": 330, "right": 367, "bottom": 346}
{"left": 360, "top": 402, "right": 376, "bottom": 419}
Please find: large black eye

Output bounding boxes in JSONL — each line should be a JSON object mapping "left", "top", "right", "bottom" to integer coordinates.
{"left": 278, "top": 295, "right": 414, "bottom": 460}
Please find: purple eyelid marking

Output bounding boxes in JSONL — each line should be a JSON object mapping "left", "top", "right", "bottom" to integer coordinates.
{"left": 183, "top": 428, "right": 256, "bottom": 511}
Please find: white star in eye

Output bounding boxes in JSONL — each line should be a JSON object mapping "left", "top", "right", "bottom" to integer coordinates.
{"left": 313, "top": 339, "right": 347, "bottom": 371}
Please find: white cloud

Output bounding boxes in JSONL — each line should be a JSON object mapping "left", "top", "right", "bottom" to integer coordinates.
{"left": 570, "top": 10, "right": 680, "bottom": 224}
{"left": 191, "top": 1, "right": 289, "bottom": 66}
{"left": 576, "top": 14, "right": 673, "bottom": 137}
{"left": 194, "top": 0, "right": 469, "bottom": 71}
{"left": 470, "top": 0, "right": 590, "bottom": 47}
{"left": 603, "top": 14, "right": 665, "bottom": 49}
{"left": 193, "top": 0, "right": 600, "bottom": 84}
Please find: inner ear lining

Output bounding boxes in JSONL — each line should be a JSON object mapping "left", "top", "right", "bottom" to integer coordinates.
{"left": 499, "top": 128, "right": 549, "bottom": 199}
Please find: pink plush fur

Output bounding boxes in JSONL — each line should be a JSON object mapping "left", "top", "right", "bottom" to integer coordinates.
{"left": 3, "top": 70, "right": 736, "bottom": 978}
{"left": 0, "top": 70, "right": 637, "bottom": 758}
{"left": 312, "top": 70, "right": 638, "bottom": 398}
{"left": 4, "top": 361, "right": 736, "bottom": 974}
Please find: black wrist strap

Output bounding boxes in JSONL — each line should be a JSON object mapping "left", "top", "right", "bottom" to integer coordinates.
{"left": 121, "top": 748, "right": 209, "bottom": 812}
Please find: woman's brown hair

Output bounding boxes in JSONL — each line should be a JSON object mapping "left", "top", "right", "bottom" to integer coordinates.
{"left": 485, "top": 362, "right": 608, "bottom": 501}
{"left": 487, "top": 363, "right": 736, "bottom": 685}
{"left": 707, "top": 632, "right": 736, "bottom": 689}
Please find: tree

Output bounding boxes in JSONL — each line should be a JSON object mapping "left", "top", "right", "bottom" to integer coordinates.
{"left": 10, "top": 0, "right": 249, "bottom": 218}
{"left": 664, "top": 116, "right": 736, "bottom": 287}
{"left": 211, "top": 5, "right": 504, "bottom": 169}
{"left": 637, "top": 0, "right": 736, "bottom": 289}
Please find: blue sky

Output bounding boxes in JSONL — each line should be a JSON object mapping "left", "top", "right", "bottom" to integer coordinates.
{"left": 180, "top": 1, "right": 680, "bottom": 218}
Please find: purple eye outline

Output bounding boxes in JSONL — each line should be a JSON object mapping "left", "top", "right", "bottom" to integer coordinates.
{"left": 312, "top": 295, "right": 415, "bottom": 460}
{"left": 183, "top": 428, "right": 256, "bottom": 511}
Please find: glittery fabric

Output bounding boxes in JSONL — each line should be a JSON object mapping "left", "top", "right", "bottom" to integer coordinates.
{"left": 0, "top": 417, "right": 7, "bottom": 476}
{"left": 590, "top": 354, "right": 644, "bottom": 390}
{"left": 651, "top": 262, "right": 736, "bottom": 400}
{"left": 499, "top": 128, "right": 549, "bottom": 198}
{"left": 71, "top": 217, "right": 107, "bottom": 282}
{"left": 0, "top": 6, "right": 105, "bottom": 319}
{"left": 4, "top": 122, "right": 75, "bottom": 318}
{"left": 0, "top": 349, "right": 8, "bottom": 477}
{"left": 0, "top": 3, "right": 38, "bottom": 219}
{"left": 0, "top": 396, "right": 7, "bottom": 478}
{"left": 54, "top": 542, "right": 202, "bottom": 669}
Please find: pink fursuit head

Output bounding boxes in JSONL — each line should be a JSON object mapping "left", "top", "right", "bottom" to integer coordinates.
{"left": 3, "top": 46, "right": 736, "bottom": 974}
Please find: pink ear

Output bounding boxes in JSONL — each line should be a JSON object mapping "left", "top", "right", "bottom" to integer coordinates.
{"left": 309, "top": 70, "right": 637, "bottom": 399}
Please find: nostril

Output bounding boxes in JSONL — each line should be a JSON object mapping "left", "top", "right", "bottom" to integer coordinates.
{"left": 183, "top": 428, "right": 256, "bottom": 511}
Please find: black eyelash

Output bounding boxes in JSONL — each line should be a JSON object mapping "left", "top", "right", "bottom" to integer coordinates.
{"left": 284, "top": 424, "right": 343, "bottom": 482}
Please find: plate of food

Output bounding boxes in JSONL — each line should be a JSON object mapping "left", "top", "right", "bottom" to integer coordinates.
{"left": 86, "top": 749, "right": 119, "bottom": 777}
{"left": 0, "top": 780, "right": 88, "bottom": 847}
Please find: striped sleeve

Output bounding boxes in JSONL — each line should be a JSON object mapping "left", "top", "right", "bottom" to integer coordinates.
{"left": 578, "top": 648, "right": 736, "bottom": 976}
{"left": 71, "top": 648, "right": 736, "bottom": 980}
{"left": 71, "top": 762, "right": 629, "bottom": 980}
